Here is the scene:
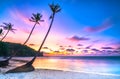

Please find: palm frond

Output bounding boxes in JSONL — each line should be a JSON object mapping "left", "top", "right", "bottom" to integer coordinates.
{"left": 56, "top": 8, "right": 61, "bottom": 13}
{"left": 11, "top": 30, "right": 15, "bottom": 33}
{"left": 30, "top": 13, "right": 43, "bottom": 23}
{"left": 49, "top": 3, "right": 61, "bottom": 13}
{"left": 40, "top": 20, "right": 44, "bottom": 22}
{"left": 3, "top": 22, "right": 8, "bottom": 26}
{"left": 1, "top": 22, "right": 15, "bottom": 33}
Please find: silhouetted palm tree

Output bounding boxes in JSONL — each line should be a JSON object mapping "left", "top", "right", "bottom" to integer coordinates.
{"left": 6, "top": 3, "right": 61, "bottom": 73}
{"left": 38, "top": 3, "right": 61, "bottom": 52}
{"left": 0, "top": 23, "right": 16, "bottom": 41}
{"left": 23, "top": 13, "right": 44, "bottom": 45}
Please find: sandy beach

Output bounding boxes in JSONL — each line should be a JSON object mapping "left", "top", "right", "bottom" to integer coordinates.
{"left": 0, "top": 69, "right": 120, "bottom": 79}
{"left": 0, "top": 57, "right": 120, "bottom": 79}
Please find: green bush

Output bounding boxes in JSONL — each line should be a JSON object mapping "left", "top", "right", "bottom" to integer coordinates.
{"left": 0, "top": 42, "right": 43, "bottom": 57}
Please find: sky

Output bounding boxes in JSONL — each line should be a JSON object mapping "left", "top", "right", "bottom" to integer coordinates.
{"left": 0, "top": 0, "right": 120, "bottom": 56}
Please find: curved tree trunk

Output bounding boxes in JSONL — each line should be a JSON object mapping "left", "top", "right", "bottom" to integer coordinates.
{"left": 1, "top": 30, "right": 9, "bottom": 41}
{"left": 23, "top": 23, "right": 37, "bottom": 45}
{"left": 6, "top": 13, "right": 55, "bottom": 73}
{"left": 6, "top": 55, "right": 36, "bottom": 73}
{"left": 38, "top": 13, "right": 55, "bottom": 52}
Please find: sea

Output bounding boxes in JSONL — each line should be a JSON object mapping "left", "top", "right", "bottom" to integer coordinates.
{"left": 33, "top": 56, "right": 120, "bottom": 76}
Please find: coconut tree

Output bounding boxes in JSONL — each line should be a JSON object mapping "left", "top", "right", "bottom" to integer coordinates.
{"left": 23, "top": 13, "right": 44, "bottom": 45}
{"left": 0, "top": 28, "right": 11, "bottom": 67}
{"left": 38, "top": 3, "right": 61, "bottom": 52}
{"left": 0, "top": 23, "right": 16, "bottom": 41}
{"left": 6, "top": 3, "right": 61, "bottom": 73}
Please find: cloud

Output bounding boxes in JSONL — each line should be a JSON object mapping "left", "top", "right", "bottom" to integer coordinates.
{"left": 91, "top": 48, "right": 100, "bottom": 52}
{"left": 67, "top": 35, "right": 90, "bottom": 42}
{"left": 82, "top": 50, "right": 88, "bottom": 53}
{"left": 77, "top": 48, "right": 81, "bottom": 49}
{"left": 59, "top": 45, "right": 65, "bottom": 50}
{"left": 9, "top": 9, "right": 50, "bottom": 35}
{"left": 9, "top": 9, "right": 49, "bottom": 29}
{"left": 77, "top": 44, "right": 83, "bottom": 46}
{"left": 84, "top": 18, "right": 113, "bottom": 33}
{"left": 68, "top": 45, "right": 72, "bottom": 47}
{"left": 85, "top": 45, "right": 92, "bottom": 49}
{"left": 9, "top": 9, "right": 32, "bottom": 25}
{"left": 117, "top": 47, "right": 120, "bottom": 50}
{"left": 54, "top": 51, "right": 60, "bottom": 53}
{"left": 66, "top": 48, "right": 75, "bottom": 52}
{"left": 29, "top": 43, "right": 36, "bottom": 46}
{"left": 101, "top": 47, "right": 114, "bottom": 49}
{"left": 43, "top": 47, "right": 49, "bottom": 49}
{"left": 60, "top": 47, "right": 65, "bottom": 50}
{"left": 59, "top": 45, "right": 63, "bottom": 47}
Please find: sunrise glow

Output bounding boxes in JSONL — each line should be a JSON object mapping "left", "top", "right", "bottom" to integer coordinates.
{"left": 0, "top": 0, "right": 120, "bottom": 56}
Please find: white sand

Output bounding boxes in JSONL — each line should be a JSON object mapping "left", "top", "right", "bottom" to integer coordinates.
{"left": 0, "top": 69, "right": 120, "bottom": 79}
{"left": 0, "top": 57, "right": 120, "bottom": 79}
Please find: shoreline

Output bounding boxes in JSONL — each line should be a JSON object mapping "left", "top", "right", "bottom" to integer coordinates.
{"left": 0, "top": 69, "right": 120, "bottom": 79}
{"left": 0, "top": 57, "right": 120, "bottom": 79}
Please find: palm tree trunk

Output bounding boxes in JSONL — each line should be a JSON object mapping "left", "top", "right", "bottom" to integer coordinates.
{"left": 26, "top": 13, "right": 55, "bottom": 66}
{"left": 25, "top": 13, "right": 55, "bottom": 67}
{"left": 38, "top": 13, "right": 55, "bottom": 52}
{"left": 1, "top": 30, "right": 9, "bottom": 41}
{"left": 24, "top": 55, "right": 36, "bottom": 66}
{"left": 23, "top": 23, "right": 37, "bottom": 45}
{"left": 5, "top": 13, "right": 56, "bottom": 73}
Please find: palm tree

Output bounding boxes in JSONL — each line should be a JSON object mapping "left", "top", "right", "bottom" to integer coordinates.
{"left": 38, "top": 3, "right": 61, "bottom": 52}
{"left": 0, "top": 27, "right": 13, "bottom": 67}
{"left": 23, "top": 13, "right": 44, "bottom": 45}
{"left": 6, "top": 3, "right": 61, "bottom": 73}
{"left": 0, "top": 23, "right": 16, "bottom": 41}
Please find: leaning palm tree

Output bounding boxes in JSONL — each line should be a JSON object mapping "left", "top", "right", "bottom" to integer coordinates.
{"left": 0, "top": 23, "right": 16, "bottom": 41}
{"left": 6, "top": 3, "right": 61, "bottom": 73}
{"left": 0, "top": 23, "right": 15, "bottom": 67}
{"left": 23, "top": 13, "right": 44, "bottom": 45}
{"left": 38, "top": 3, "right": 61, "bottom": 52}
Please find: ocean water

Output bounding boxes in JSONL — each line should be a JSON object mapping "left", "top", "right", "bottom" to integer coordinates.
{"left": 33, "top": 56, "right": 120, "bottom": 76}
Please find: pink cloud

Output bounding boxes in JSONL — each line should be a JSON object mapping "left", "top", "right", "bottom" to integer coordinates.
{"left": 77, "top": 44, "right": 83, "bottom": 46}
{"left": 84, "top": 18, "right": 113, "bottom": 33}
{"left": 9, "top": 9, "right": 49, "bottom": 28}
{"left": 66, "top": 48, "right": 75, "bottom": 52}
{"left": 9, "top": 9, "right": 50, "bottom": 35}
{"left": 29, "top": 43, "right": 36, "bottom": 46}
{"left": 101, "top": 47, "right": 114, "bottom": 49}
{"left": 67, "top": 35, "right": 90, "bottom": 42}
{"left": 9, "top": 9, "right": 32, "bottom": 25}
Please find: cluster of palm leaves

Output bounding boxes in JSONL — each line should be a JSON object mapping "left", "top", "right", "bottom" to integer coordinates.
{"left": 0, "top": 23, "right": 16, "bottom": 41}
{"left": 23, "top": 13, "right": 44, "bottom": 45}
{"left": 0, "top": 3, "right": 61, "bottom": 73}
